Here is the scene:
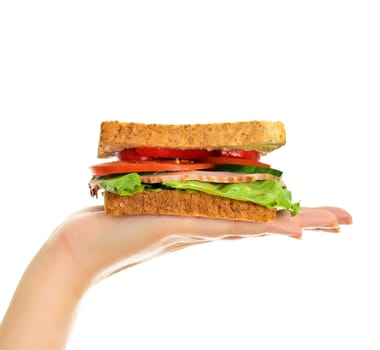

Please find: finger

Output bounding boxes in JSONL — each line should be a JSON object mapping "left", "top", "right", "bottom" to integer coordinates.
{"left": 179, "top": 215, "right": 302, "bottom": 239}
{"left": 307, "top": 206, "right": 352, "bottom": 225}
{"left": 295, "top": 208, "right": 340, "bottom": 232}
{"left": 267, "top": 215, "right": 303, "bottom": 239}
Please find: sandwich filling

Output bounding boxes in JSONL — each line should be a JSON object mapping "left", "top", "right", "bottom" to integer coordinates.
{"left": 89, "top": 147, "right": 300, "bottom": 216}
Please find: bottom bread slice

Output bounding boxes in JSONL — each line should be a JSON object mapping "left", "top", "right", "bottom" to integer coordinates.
{"left": 104, "top": 190, "right": 276, "bottom": 222}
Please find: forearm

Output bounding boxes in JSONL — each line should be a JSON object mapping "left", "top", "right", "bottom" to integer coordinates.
{"left": 0, "top": 237, "right": 90, "bottom": 350}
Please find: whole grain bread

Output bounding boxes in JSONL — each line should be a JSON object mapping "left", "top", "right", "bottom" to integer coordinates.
{"left": 98, "top": 121, "right": 286, "bottom": 158}
{"left": 104, "top": 190, "right": 276, "bottom": 222}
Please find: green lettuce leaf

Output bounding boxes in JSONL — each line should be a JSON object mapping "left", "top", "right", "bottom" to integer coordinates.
{"left": 163, "top": 179, "right": 300, "bottom": 216}
{"left": 98, "top": 174, "right": 300, "bottom": 216}
{"left": 99, "top": 173, "right": 145, "bottom": 196}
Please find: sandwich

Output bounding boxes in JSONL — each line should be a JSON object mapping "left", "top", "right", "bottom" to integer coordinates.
{"left": 89, "top": 121, "right": 299, "bottom": 222}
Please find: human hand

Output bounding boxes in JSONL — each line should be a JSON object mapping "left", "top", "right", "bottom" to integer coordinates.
{"left": 0, "top": 206, "right": 351, "bottom": 350}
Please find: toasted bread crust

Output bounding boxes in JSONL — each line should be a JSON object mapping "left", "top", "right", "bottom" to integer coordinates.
{"left": 104, "top": 190, "right": 276, "bottom": 222}
{"left": 98, "top": 121, "right": 286, "bottom": 158}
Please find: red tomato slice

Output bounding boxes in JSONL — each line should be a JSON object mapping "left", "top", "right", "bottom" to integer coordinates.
{"left": 205, "top": 156, "right": 270, "bottom": 168}
{"left": 118, "top": 149, "right": 154, "bottom": 161}
{"left": 220, "top": 149, "right": 260, "bottom": 161}
{"left": 136, "top": 147, "right": 216, "bottom": 160}
{"left": 90, "top": 160, "right": 215, "bottom": 176}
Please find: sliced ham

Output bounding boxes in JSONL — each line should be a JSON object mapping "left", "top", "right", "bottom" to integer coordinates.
{"left": 89, "top": 170, "right": 284, "bottom": 198}
{"left": 140, "top": 170, "right": 285, "bottom": 185}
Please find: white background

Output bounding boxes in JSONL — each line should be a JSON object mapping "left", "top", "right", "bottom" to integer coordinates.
{"left": 0, "top": 1, "right": 379, "bottom": 349}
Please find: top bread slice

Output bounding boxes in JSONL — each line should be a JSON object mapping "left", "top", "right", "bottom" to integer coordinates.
{"left": 97, "top": 120, "right": 286, "bottom": 158}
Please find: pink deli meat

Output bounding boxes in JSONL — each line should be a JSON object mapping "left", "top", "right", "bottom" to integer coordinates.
{"left": 140, "top": 171, "right": 285, "bottom": 185}
{"left": 89, "top": 170, "right": 284, "bottom": 198}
